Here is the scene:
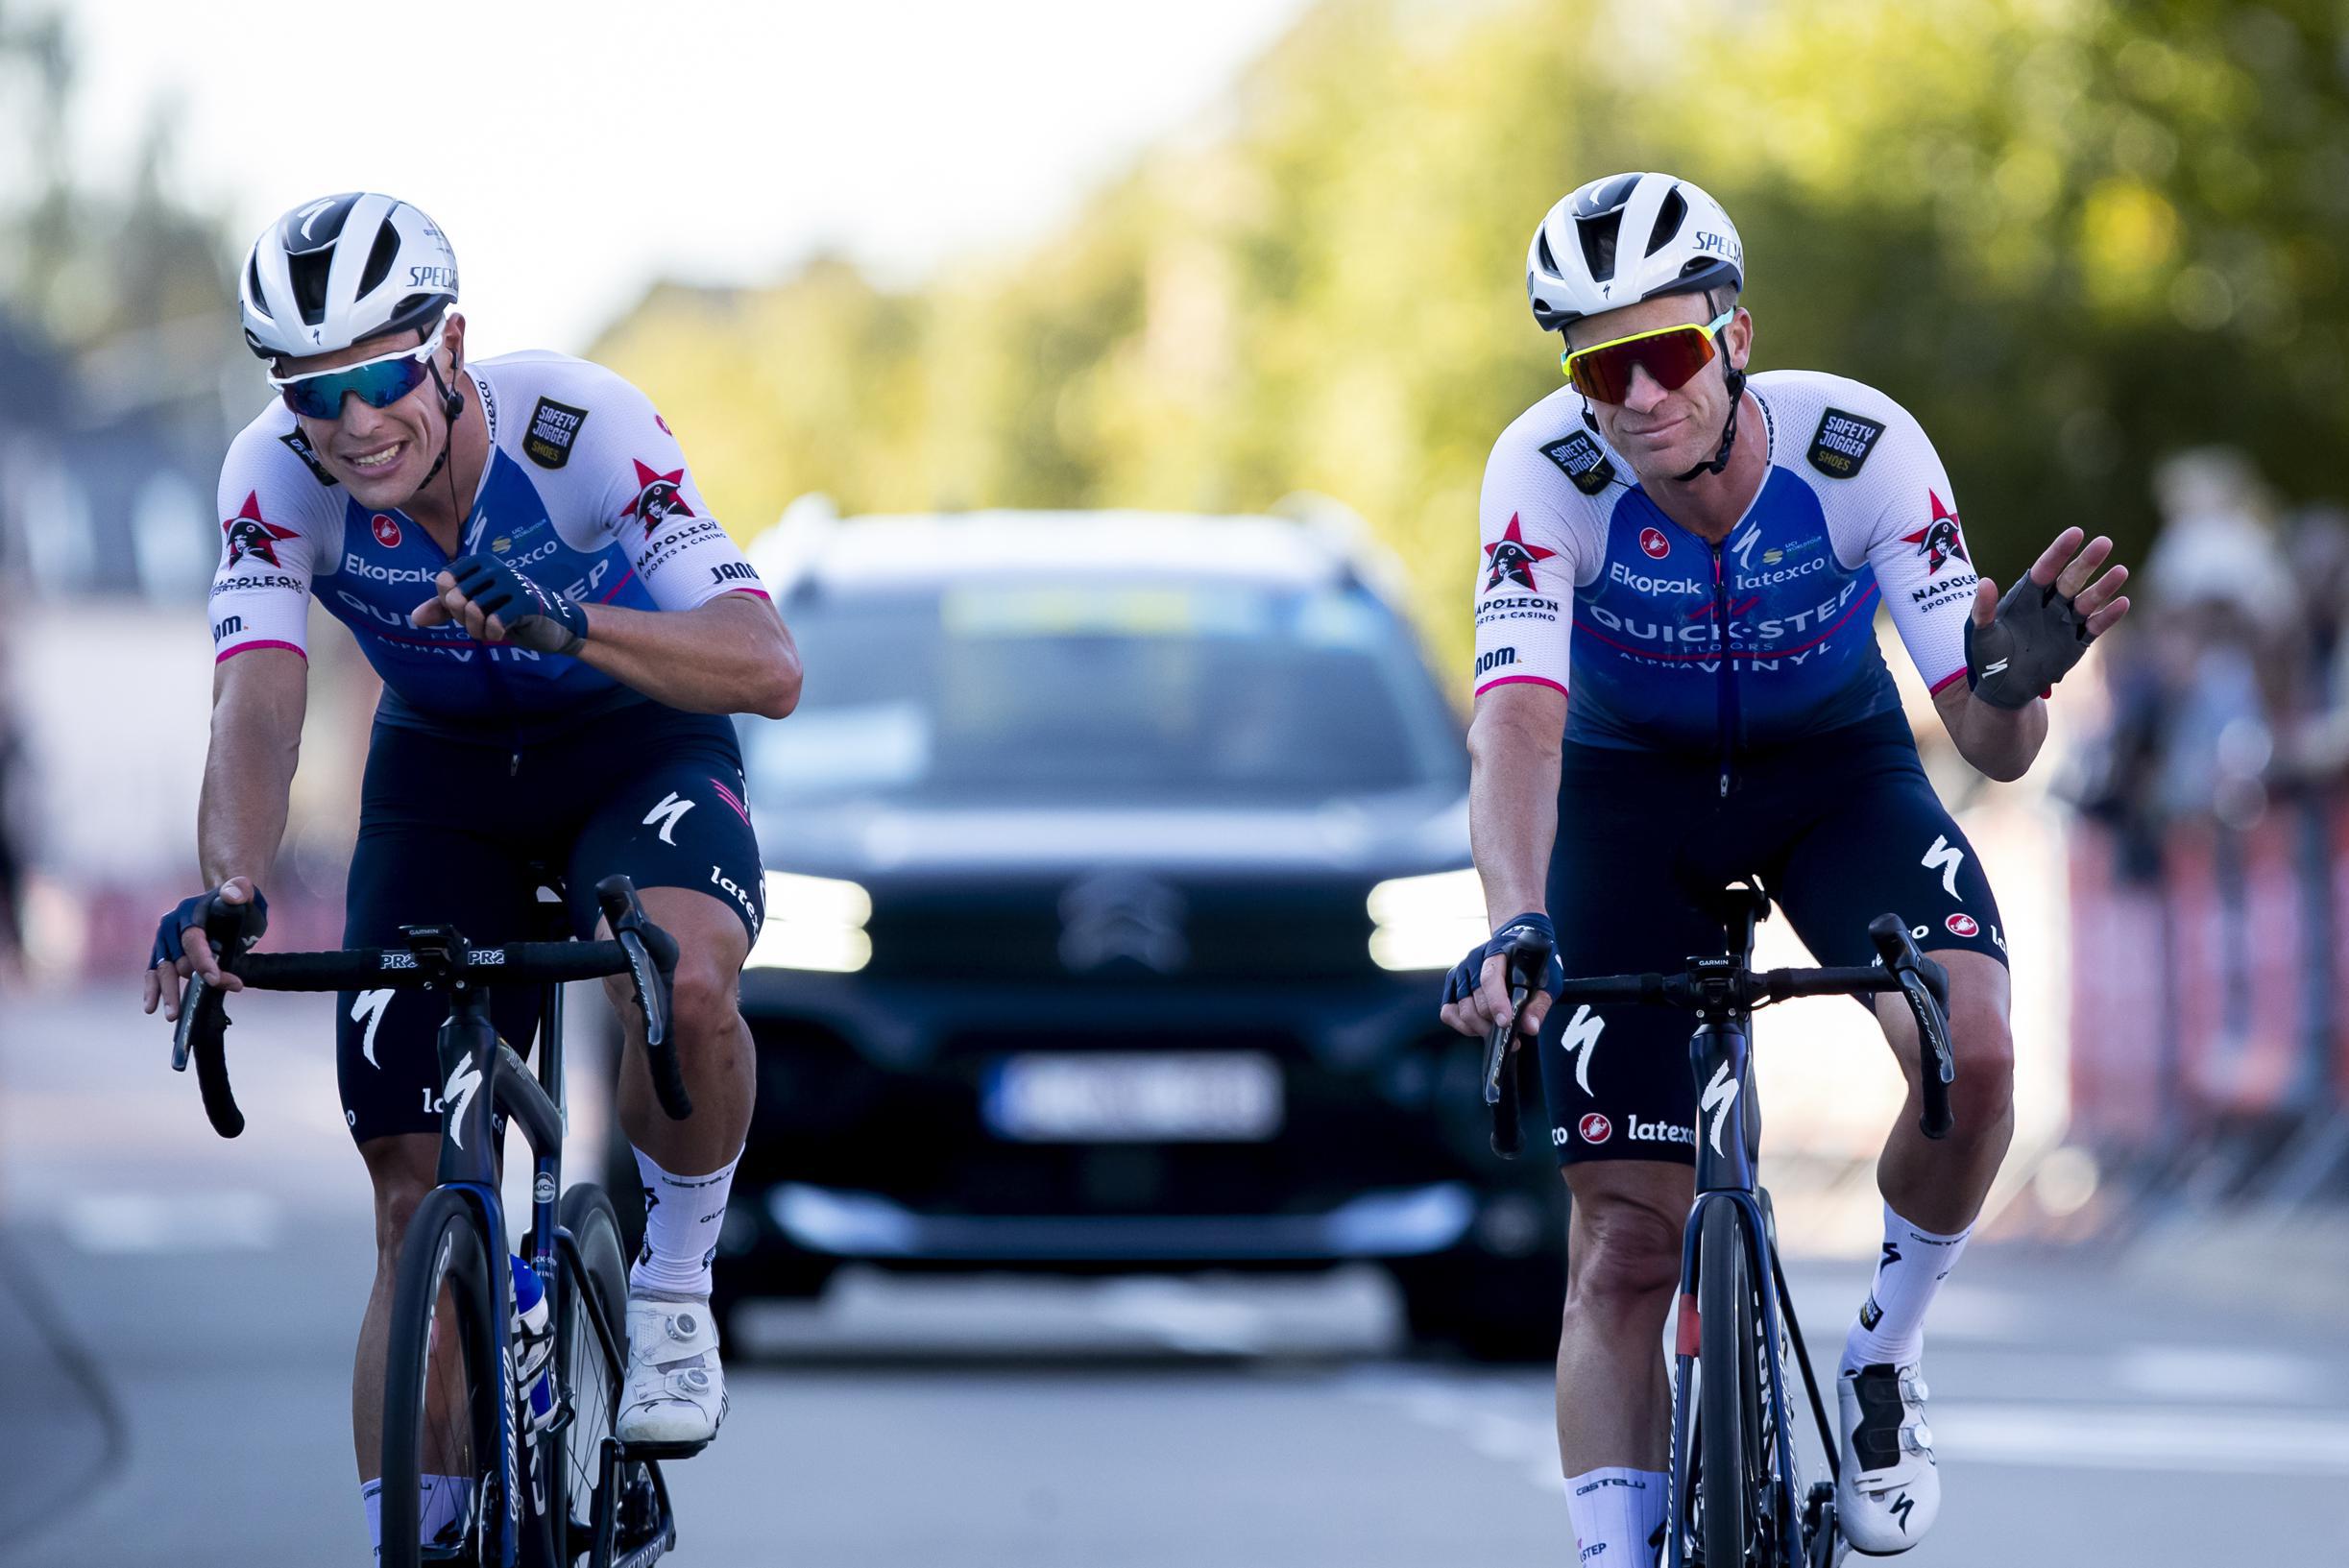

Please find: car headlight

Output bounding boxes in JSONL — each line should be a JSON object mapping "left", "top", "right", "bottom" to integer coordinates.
{"left": 747, "top": 871, "right": 874, "bottom": 973}
{"left": 1366, "top": 866, "right": 1485, "bottom": 973}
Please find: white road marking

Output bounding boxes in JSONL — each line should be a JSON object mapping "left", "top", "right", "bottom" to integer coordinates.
{"left": 60, "top": 1192, "right": 280, "bottom": 1254}
{"left": 2109, "top": 1344, "right": 2323, "bottom": 1403}
{"left": 1933, "top": 1404, "right": 2349, "bottom": 1475}
{"left": 1347, "top": 1371, "right": 2349, "bottom": 1487}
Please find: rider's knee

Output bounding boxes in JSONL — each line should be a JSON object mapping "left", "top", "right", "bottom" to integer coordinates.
{"left": 1945, "top": 995, "right": 2015, "bottom": 1127}
{"left": 667, "top": 952, "right": 741, "bottom": 1049}
{"left": 366, "top": 1152, "right": 438, "bottom": 1266}
{"left": 1566, "top": 1189, "right": 1685, "bottom": 1311}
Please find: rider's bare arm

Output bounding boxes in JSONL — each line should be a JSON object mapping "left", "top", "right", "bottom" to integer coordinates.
{"left": 1455, "top": 682, "right": 1568, "bottom": 1035}
{"left": 1468, "top": 683, "right": 1566, "bottom": 923}
{"left": 1929, "top": 679, "right": 2045, "bottom": 783}
{"left": 142, "top": 646, "right": 306, "bottom": 1012}
{"left": 201, "top": 646, "right": 305, "bottom": 896}
{"left": 571, "top": 590, "right": 800, "bottom": 720}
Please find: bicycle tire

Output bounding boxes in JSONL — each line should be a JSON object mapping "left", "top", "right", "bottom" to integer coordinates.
{"left": 545, "top": 1185, "right": 632, "bottom": 1564}
{"left": 381, "top": 1187, "right": 504, "bottom": 1568}
{"left": 1697, "top": 1201, "right": 1763, "bottom": 1567}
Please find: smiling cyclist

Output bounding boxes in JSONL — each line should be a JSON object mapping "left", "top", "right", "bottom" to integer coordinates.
{"left": 138, "top": 192, "right": 799, "bottom": 1558}
{"left": 1440, "top": 172, "right": 2131, "bottom": 1559}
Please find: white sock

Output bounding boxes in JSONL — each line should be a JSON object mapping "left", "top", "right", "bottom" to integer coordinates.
{"left": 630, "top": 1146, "right": 741, "bottom": 1299}
{"left": 369, "top": 1474, "right": 472, "bottom": 1556}
{"left": 1841, "top": 1201, "right": 1972, "bottom": 1372}
{"left": 1565, "top": 1466, "right": 1667, "bottom": 1565}
{"left": 417, "top": 1473, "right": 473, "bottom": 1545}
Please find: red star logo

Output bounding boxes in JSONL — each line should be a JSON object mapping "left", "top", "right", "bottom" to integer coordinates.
{"left": 620, "top": 460, "right": 695, "bottom": 535}
{"left": 1901, "top": 492, "right": 1970, "bottom": 575}
{"left": 1484, "top": 514, "right": 1559, "bottom": 592}
{"left": 221, "top": 491, "right": 299, "bottom": 568}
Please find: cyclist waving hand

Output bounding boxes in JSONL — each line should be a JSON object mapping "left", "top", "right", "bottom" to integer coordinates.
{"left": 142, "top": 193, "right": 798, "bottom": 1559}
{"left": 1441, "top": 172, "right": 2127, "bottom": 1560}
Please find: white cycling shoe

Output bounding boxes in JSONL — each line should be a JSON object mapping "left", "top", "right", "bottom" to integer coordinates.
{"left": 618, "top": 1293, "right": 728, "bottom": 1448}
{"left": 1835, "top": 1361, "right": 1938, "bottom": 1556}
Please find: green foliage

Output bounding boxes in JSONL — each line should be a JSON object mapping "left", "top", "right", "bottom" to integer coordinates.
{"left": 593, "top": 0, "right": 2349, "bottom": 676}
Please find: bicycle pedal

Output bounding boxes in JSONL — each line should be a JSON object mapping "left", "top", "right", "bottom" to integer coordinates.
{"left": 617, "top": 1436, "right": 711, "bottom": 1462}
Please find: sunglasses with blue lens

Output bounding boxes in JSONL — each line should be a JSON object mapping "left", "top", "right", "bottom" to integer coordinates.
{"left": 268, "top": 317, "right": 447, "bottom": 422}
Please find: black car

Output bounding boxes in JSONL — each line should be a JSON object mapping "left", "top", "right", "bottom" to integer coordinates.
{"left": 630, "top": 507, "right": 1565, "bottom": 1357}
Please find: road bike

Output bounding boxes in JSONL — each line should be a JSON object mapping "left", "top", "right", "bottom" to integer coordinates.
{"left": 1485, "top": 879, "right": 1956, "bottom": 1567}
{"left": 173, "top": 874, "right": 700, "bottom": 1568}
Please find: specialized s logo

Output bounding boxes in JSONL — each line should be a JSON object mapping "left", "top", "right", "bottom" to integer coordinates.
{"left": 1557, "top": 1003, "right": 1605, "bottom": 1095}
{"left": 1700, "top": 1061, "right": 1740, "bottom": 1156}
{"left": 643, "top": 790, "right": 695, "bottom": 845}
{"left": 350, "top": 988, "right": 395, "bottom": 1069}
{"left": 622, "top": 460, "right": 695, "bottom": 535}
{"left": 1921, "top": 833, "right": 1965, "bottom": 900}
{"left": 222, "top": 492, "right": 298, "bottom": 567}
{"left": 440, "top": 1050, "right": 483, "bottom": 1147}
{"left": 1903, "top": 493, "right": 1971, "bottom": 575}
{"left": 1485, "top": 515, "right": 1557, "bottom": 591}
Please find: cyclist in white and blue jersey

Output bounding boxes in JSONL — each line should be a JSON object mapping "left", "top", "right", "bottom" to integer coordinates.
{"left": 140, "top": 193, "right": 797, "bottom": 1556}
{"left": 1440, "top": 173, "right": 2131, "bottom": 1559}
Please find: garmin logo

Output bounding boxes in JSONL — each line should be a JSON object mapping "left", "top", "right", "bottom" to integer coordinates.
{"left": 343, "top": 553, "right": 439, "bottom": 586}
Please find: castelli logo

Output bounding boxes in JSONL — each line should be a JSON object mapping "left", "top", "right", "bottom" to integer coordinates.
{"left": 1578, "top": 1112, "right": 1613, "bottom": 1145}
{"left": 1639, "top": 527, "right": 1669, "bottom": 560}
{"left": 371, "top": 514, "right": 401, "bottom": 547}
{"left": 1945, "top": 912, "right": 1979, "bottom": 938}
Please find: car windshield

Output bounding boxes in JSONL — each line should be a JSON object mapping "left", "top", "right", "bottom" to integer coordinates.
{"left": 741, "top": 577, "right": 1465, "bottom": 808}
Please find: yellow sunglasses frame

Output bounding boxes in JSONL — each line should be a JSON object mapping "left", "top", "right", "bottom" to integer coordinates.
{"left": 1561, "top": 307, "right": 1737, "bottom": 397}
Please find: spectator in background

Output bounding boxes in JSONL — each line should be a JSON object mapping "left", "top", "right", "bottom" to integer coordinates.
{"left": 2271, "top": 505, "right": 2349, "bottom": 789}
{"left": 2139, "top": 447, "right": 2292, "bottom": 830}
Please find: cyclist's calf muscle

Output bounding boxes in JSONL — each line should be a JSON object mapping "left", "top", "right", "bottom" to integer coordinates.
{"left": 1874, "top": 947, "right": 2015, "bottom": 1234}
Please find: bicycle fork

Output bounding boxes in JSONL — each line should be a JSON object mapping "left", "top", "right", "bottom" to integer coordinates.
{"left": 1665, "top": 1015, "right": 1807, "bottom": 1568}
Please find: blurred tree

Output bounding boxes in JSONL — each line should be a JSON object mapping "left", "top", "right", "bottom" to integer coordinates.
{"left": 593, "top": 0, "right": 2349, "bottom": 676}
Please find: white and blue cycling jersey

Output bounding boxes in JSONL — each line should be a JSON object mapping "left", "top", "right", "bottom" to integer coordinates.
{"left": 1472, "top": 369, "right": 1980, "bottom": 755}
{"left": 207, "top": 351, "right": 765, "bottom": 733}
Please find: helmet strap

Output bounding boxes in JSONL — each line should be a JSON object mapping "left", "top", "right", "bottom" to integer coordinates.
{"left": 1671, "top": 362, "right": 1745, "bottom": 483}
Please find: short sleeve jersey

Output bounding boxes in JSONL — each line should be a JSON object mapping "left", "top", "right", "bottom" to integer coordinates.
{"left": 1471, "top": 370, "right": 1980, "bottom": 753}
{"left": 207, "top": 350, "right": 766, "bottom": 733}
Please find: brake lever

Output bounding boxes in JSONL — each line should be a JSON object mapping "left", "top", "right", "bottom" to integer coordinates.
{"left": 1867, "top": 915, "right": 1957, "bottom": 1141}
{"left": 1482, "top": 927, "right": 1555, "bottom": 1159}
{"left": 595, "top": 875, "right": 691, "bottom": 1121}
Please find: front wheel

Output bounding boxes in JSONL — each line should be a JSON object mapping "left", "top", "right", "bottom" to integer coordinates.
{"left": 1695, "top": 1201, "right": 1764, "bottom": 1566}
{"left": 380, "top": 1187, "right": 504, "bottom": 1568}
{"left": 539, "top": 1184, "right": 632, "bottom": 1564}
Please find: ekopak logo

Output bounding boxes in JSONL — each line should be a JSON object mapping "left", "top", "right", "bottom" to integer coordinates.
{"left": 1639, "top": 526, "right": 1670, "bottom": 560}
{"left": 1577, "top": 1112, "right": 1613, "bottom": 1145}
{"left": 1945, "top": 912, "right": 1980, "bottom": 938}
{"left": 371, "top": 514, "right": 401, "bottom": 548}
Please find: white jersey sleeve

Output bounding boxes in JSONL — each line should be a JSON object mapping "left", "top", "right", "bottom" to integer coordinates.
{"left": 1472, "top": 388, "right": 1610, "bottom": 700}
{"left": 207, "top": 411, "right": 342, "bottom": 664}
{"left": 503, "top": 355, "right": 768, "bottom": 612}
{"left": 1806, "top": 380, "right": 1978, "bottom": 695}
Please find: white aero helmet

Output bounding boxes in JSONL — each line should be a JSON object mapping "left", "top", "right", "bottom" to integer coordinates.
{"left": 1525, "top": 172, "right": 1743, "bottom": 332}
{"left": 239, "top": 192, "right": 457, "bottom": 360}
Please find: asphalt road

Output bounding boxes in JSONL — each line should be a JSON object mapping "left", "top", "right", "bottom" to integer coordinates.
{"left": 6, "top": 987, "right": 2345, "bottom": 1566}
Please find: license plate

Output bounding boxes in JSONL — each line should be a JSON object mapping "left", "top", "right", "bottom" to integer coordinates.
{"left": 982, "top": 1052, "right": 1285, "bottom": 1143}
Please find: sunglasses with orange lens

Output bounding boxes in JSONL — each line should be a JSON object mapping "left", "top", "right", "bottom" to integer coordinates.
{"left": 1562, "top": 308, "right": 1735, "bottom": 404}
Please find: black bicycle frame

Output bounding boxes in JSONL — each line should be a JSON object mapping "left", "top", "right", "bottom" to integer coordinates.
{"left": 1666, "top": 926, "right": 1804, "bottom": 1566}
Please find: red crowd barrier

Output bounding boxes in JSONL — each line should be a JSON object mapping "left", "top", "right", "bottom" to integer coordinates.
{"left": 2069, "top": 805, "right": 2340, "bottom": 1153}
